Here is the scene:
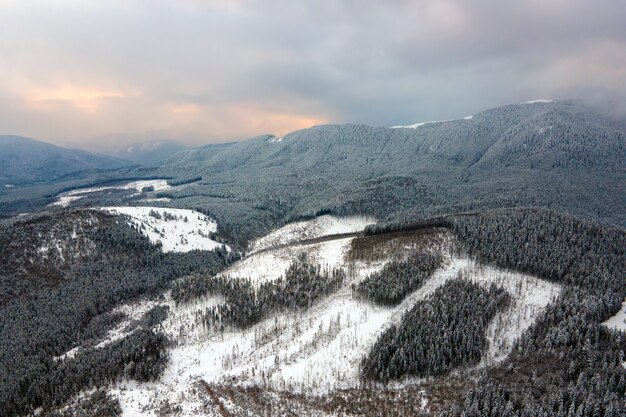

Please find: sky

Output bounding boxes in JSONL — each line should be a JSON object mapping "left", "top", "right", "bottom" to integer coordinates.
{"left": 1, "top": 0, "right": 625, "bottom": 152}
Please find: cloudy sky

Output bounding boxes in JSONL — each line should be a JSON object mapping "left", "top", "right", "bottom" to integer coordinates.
{"left": 1, "top": 0, "right": 625, "bottom": 151}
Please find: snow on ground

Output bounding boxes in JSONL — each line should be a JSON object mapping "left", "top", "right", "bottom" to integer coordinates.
{"left": 603, "top": 298, "right": 626, "bottom": 332}
{"left": 54, "top": 300, "right": 160, "bottom": 362}
{"left": 603, "top": 300, "right": 626, "bottom": 369}
{"left": 222, "top": 248, "right": 296, "bottom": 286}
{"left": 391, "top": 119, "right": 452, "bottom": 129}
{"left": 267, "top": 135, "right": 283, "bottom": 143}
{"left": 51, "top": 179, "right": 171, "bottom": 207}
{"left": 140, "top": 197, "right": 172, "bottom": 203}
{"left": 101, "top": 206, "right": 228, "bottom": 253}
{"left": 466, "top": 262, "right": 561, "bottom": 366}
{"left": 209, "top": 257, "right": 471, "bottom": 394}
{"left": 53, "top": 195, "right": 83, "bottom": 207}
{"left": 250, "top": 215, "right": 375, "bottom": 253}
{"left": 390, "top": 115, "right": 475, "bottom": 129}
{"left": 523, "top": 99, "right": 554, "bottom": 104}
{"left": 227, "top": 237, "right": 355, "bottom": 287}
{"left": 110, "top": 257, "right": 560, "bottom": 414}
{"left": 102, "top": 223, "right": 561, "bottom": 415}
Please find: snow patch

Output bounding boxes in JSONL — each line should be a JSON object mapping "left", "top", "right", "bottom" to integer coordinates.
{"left": 101, "top": 206, "right": 228, "bottom": 253}
{"left": 141, "top": 197, "right": 172, "bottom": 203}
{"left": 523, "top": 99, "right": 554, "bottom": 104}
{"left": 391, "top": 119, "right": 452, "bottom": 129}
{"left": 54, "top": 300, "right": 159, "bottom": 362}
{"left": 603, "top": 298, "right": 626, "bottom": 333}
{"left": 50, "top": 179, "right": 171, "bottom": 207}
{"left": 391, "top": 114, "right": 474, "bottom": 129}
{"left": 250, "top": 215, "right": 375, "bottom": 253}
{"left": 467, "top": 263, "right": 561, "bottom": 366}
{"left": 267, "top": 135, "right": 283, "bottom": 143}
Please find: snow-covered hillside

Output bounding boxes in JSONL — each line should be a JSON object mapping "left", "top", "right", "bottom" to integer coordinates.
{"left": 101, "top": 206, "right": 228, "bottom": 253}
{"left": 60, "top": 216, "right": 561, "bottom": 416}
{"left": 249, "top": 215, "right": 375, "bottom": 253}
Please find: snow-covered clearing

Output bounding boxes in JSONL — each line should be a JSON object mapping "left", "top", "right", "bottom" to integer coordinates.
{"left": 603, "top": 300, "right": 626, "bottom": 369}
{"left": 249, "top": 215, "right": 375, "bottom": 253}
{"left": 54, "top": 300, "right": 160, "bottom": 362}
{"left": 107, "top": 242, "right": 559, "bottom": 414}
{"left": 91, "top": 219, "right": 561, "bottom": 416}
{"left": 51, "top": 179, "right": 171, "bottom": 207}
{"left": 227, "top": 237, "right": 353, "bottom": 287}
{"left": 140, "top": 197, "right": 172, "bottom": 203}
{"left": 199, "top": 258, "right": 558, "bottom": 394}
{"left": 101, "top": 206, "right": 228, "bottom": 253}
{"left": 603, "top": 298, "right": 626, "bottom": 333}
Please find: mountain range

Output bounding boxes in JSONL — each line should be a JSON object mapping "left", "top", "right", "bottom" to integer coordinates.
{"left": 1, "top": 100, "right": 624, "bottom": 235}
{"left": 136, "top": 100, "right": 625, "bottom": 239}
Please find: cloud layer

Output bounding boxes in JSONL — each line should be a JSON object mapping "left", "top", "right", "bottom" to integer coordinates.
{"left": 1, "top": 0, "right": 625, "bottom": 150}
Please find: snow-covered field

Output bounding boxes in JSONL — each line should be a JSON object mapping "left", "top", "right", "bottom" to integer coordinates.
{"left": 603, "top": 299, "right": 626, "bottom": 333}
{"left": 101, "top": 206, "right": 228, "bottom": 253}
{"left": 78, "top": 216, "right": 562, "bottom": 416}
{"left": 249, "top": 215, "right": 375, "bottom": 253}
{"left": 51, "top": 179, "right": 172, "bottom": 207}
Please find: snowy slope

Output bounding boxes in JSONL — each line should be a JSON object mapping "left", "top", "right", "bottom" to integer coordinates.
{"left": 106, "top": 254, "right": 559, "bottom": 415}
{"left": 55, "top": 300, "right": 161, "bottom": 362}
{"left": 101, "top": 206, "right": 228, "bottom": 253}
{"left": 80, "top": 217, "right": 562, "bottom": 416}
{"left": 249, "top": 215, "right": 375, "bottom": 253}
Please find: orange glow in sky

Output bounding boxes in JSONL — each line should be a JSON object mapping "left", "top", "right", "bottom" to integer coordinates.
{"left": 28, "top": 86, "right": 126, "bottom": 112}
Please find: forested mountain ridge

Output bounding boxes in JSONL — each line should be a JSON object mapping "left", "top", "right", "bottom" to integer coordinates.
{"left": 122, "top": 100, "right": 625, "bottom": 242}
{"left": 1, "top": 100, "right": 624, "bottom": 239}
{"left": 153, "top": 100, "right": 624, "bottom": 175}
{"left": 0, "top": 135, "right": 130, "bottom": 186}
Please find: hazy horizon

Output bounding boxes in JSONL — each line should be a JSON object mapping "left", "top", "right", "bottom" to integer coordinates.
{"left": 1, "top": 0, "right": 626, "bottom": 153}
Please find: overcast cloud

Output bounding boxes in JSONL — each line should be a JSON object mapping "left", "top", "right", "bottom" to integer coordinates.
{"left": 1, "top": 0, "right": 625, "bottom": 151}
